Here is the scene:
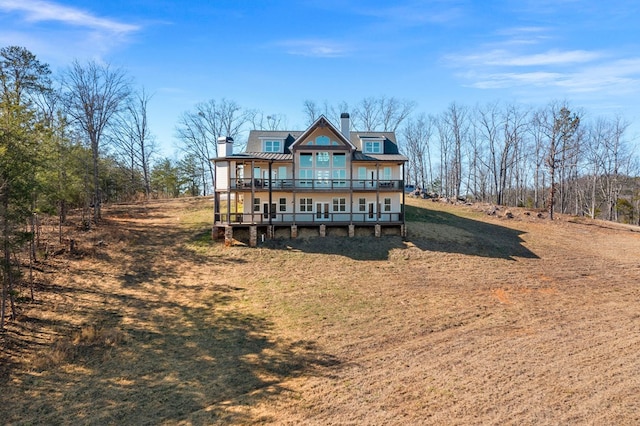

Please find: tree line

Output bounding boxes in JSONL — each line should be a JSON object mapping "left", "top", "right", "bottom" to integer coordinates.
{"left": 1, "top": 45, "right": 639, "bottom": 329}
{"left": 176, "top": 95, "right": 639, "bottom": 225}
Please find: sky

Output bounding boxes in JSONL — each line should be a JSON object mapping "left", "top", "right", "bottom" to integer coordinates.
{"left": 1, "top": 0, "right": 639, "bottom": 157}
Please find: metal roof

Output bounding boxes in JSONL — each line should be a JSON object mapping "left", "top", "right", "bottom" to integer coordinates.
{"left": 353, "top": 152, "right": 408, "bottom": 162}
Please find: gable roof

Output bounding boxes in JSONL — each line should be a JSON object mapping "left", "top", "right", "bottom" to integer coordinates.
{"left": 289, "top": 115, "right": 356, "bottom": 152}
{"left": 238, "top": 115, "right": 407, "bottom": 161}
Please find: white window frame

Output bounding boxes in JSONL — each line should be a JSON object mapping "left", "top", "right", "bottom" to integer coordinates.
{"left": 332, "top": 197, "right": 346, "bottom": 212}
{"left": 263, "top": 139, "right": 282, "bottom": 153}
{"left": 300, "top": 198, "right": 313, "bottom": 212}
{"left": 363, "top": 140, "right": 382, "bottom": 154}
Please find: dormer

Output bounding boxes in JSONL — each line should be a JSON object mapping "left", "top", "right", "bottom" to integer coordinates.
{"left": 260, "top": 137, "right": 284, "bottom": 153}
{"left": 360, "top": 136, "right": 385, "bottom": 154}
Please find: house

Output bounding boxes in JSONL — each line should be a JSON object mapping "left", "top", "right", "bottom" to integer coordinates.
{"left": 211, "top": 113, "right": 408, "bottom": 246}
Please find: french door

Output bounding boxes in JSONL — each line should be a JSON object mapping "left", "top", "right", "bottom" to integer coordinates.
{"left": 316, "top": 202, "right": 330, "bottom": 220}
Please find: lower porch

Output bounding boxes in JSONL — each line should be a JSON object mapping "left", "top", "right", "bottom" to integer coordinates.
{"left": 213, "top": 223, "right": 407, "bottom": 247}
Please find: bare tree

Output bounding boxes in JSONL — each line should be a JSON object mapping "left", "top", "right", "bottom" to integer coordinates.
{"left": 302, "top": 99, "right": 348, "bottom": 127}
{"left": 111, "top": 88, "right": 156, "bottom": 198}
{"left": 441, "top": 103, "right": 468, "bottom": 200}
{"left": 249, "top": 111, "right": 287, "bottom": 130}
{"left": 175, "top": 98, "right": 250, "bottom": 195}
{"left": 352, "top": 96, "right": 415, "bottom": 132}
{"left": 62, "top": 60, "right": 131, "bottom": 222}
{"left": 402, "top": 114, "right": 434, "bottom": 190}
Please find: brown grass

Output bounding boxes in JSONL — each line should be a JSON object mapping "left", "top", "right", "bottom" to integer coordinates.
{"left": 2, "top": 196, "right": 640, "bottom": 425}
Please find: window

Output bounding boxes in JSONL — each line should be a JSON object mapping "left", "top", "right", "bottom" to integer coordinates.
{"left": 364, "top": 140, "right": 382, "bottom": 154}
{"left": 316, "top": 135, "right": 330, "bottom": 145}
{"left": 315, "top": 151, "right": 330, "bottom": 168}
{"left": 279, "top": 198, "right": 287, "bottom": 212}
{"left": 384, "top": 198, "right": 392, "bottom": 212}
{"left": 316, "top": 170, "right": 330, "bottom": 187}
{"left": 332, "top": 153, "right": 346, "bottom": 168}
{"left": 332, "top": 169, "right": 346, "bottom": 187}
{"left": 299, "top": 169, "right": 313, "bottom": 186}
{"left": 300, "top": 198, "right": 313, "bottom": 212}
{"left": 357, "top": 167, "right": 366, "bottom": 178}
{"left": 358, "top": 198, "right": 366, "bottom": 212}
{"left": 332, "top": 198, "right": 346, "bottom": 212}
{"left": 299, "top": 153, "right": 313, "bottom": 168}
{"left": 264, "top": 140, "right": 282, "bottom": 152}
{"left": 383, "top": 166, "right": 392, "bottom": 180}
{"left": 253, "top": 197, "right": 261, "bottom": 212}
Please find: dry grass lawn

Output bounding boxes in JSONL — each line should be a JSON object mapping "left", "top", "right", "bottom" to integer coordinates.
{"left": 1, "top": 196, "right": 640, "bottom": 425}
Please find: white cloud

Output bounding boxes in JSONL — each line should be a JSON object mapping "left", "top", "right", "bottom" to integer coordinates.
{"left": 277, "top": 39, "right": 349, "bottom": 58}
{"left": 461, "top": 57, "right": 640, "bottom": 97}
{"left": 0, "top": 0, "right": 139, "bottom": 34}
{"left": 449, "top": 49, "right": 602, "bottom": 68}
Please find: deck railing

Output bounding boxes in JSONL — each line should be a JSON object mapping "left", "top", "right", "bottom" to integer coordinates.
{"left": 216, "top": 211, "right": 403, "bottom": 225}
{"left": 230, "top": 178, "right": 402, "bottom": 191}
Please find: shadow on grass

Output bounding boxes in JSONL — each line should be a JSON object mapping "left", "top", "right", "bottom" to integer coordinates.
{"left": 404, "top": 204, "right": 539, "bottom": 260}
{"left": 261, "top": 203, "right": 539, "bottom": 261}
{"left": 7, "top": 284, "right": 338, "bottom": 425}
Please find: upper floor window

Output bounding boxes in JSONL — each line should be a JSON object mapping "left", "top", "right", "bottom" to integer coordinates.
{"left": 305, "top": 136, "right": 340, "bottom": 146}
{"left": 363, "top": 140, "right": 382, "bottom": 154}
{"left": 300, "top": 153, "right": 313, "bottom": 168}
{"left": 315, "top": 152, "right": 330, "bottom": 168}
{"left": 316, "top": 136, "right": 330, "bottom": 145}
{"left": 264, "top": 140, "right": 282, "bottom": 152}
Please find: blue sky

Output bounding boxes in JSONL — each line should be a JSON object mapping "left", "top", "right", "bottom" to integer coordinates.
{"left": 1, "top": 0, "right": 639, "bottom": 156}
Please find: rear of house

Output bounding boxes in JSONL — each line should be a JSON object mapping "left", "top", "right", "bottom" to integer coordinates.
{"left": 212, "top": 113, "right": 408, "bottom": 245}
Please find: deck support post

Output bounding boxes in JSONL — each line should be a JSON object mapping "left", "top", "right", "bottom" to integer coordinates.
{"left": 375, "top": 224, "right": 381, "bottom": 237}
{"left": 291, "top": 225, "right": 298, "bottom": 238}
{"left": 249, "top": 226, "right": 257, "bottom": 247}
{"left": 212, "top": 226, "right": 224, "bottom": 240}
{"left": 224, "top": 226, "right": 234, "bottom": 246}
{"left": 319, "top": 224, "right": 326, "bottom": 237}
{"left": 348, "top": 224, "right": 355, "bottom": 237}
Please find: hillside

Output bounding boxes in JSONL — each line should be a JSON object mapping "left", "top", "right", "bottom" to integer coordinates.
{"left": 2, "top": 197, "right": 639, "bottom": 425}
